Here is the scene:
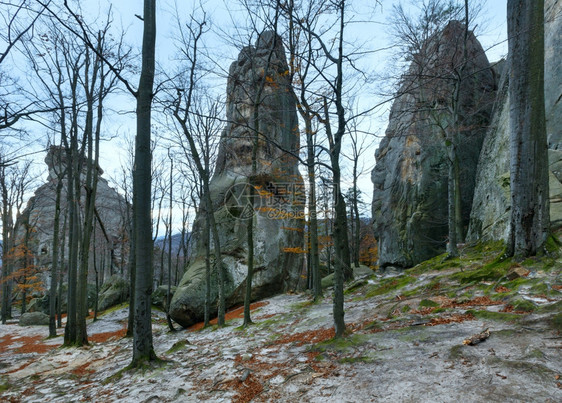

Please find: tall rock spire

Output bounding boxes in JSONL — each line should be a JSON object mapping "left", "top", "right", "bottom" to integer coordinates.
{"left": 170, "top": 32, "right": 304, "bottom": 327}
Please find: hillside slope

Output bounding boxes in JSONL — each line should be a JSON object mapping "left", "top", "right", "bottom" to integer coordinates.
{"left": 1, "top": 238, "right": 561, "bottom": 402}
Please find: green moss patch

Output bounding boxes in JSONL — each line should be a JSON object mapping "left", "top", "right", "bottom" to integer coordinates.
{"left": 166, "top": 340, "right": 190, "bottom": 354}
{"left": 338, "top": 355, "right": 373, "bottom": 364}
{"left": 345, "top": 279, "right": 369, "bottom": 294}
{"left": 97, "top": 302, "right": 129, "bottom": 317}
{"left": 453, "top": 257, "right": 516, "bottom": 284}
{"left": 364, "top": 276, "right": 416, "bottom": 298}
{"left": 309, "top": 333, "right": 370, "bottom": 353}
{"left": 407, "top": 253, "right": 459, "bottom": 275}
{"left": 466, "top": 309, "right": 524, "bottom": 322}
{"left": 512, "top": 299, "right": 536, "bottom": 312}
{"left": 419, "top": 299, "right": 440, "bottom": 308}
{"left": 543, "top": 234, "right": 561, "bottom": 255}
{"left": 0, "top": 381, "right": 11, "bottom": 392}
{"left": 550, "top": 312, "right": 562, "bottom": 331}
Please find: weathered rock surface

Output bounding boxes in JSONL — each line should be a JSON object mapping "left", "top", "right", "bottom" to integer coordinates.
{"left": 372, "top": 21, "right": 495, "bottom": 268}
{"left": 26, "top": 283, "right": 96, "bottom": 315}
{"left": 151, "top": 285, "right": 176, "bottom": 311}
{"left": 467, "top": 0, "right": 562, "bottom": 241}
{"left": 19, "top": 312, "right": 49, "bottom": 326}
{"left": 98, "top": 275, "right": 129, "bottom": 312}
{"left": 15, "top": 146, "right": 129, "bottom": 281}
{"left": 170, "top": 32, "right": 304, "bottom": 328}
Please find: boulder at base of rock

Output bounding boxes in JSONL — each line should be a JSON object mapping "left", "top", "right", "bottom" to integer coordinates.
{"left": 152, "top": 285, "right": 176, "bottom": 311}
{"left": 98, "top": 275, "right": 129, "bottom": 312}
{"left": 19, "top": 312, "right": 50, "bottom": 326}
{"left": 26, "top": 296, "right": 49, "bottom": 314}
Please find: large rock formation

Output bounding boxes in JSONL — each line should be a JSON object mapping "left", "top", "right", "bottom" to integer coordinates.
{"left": 371, "top": 21, "right": 495, "bottom": 268}
{"left": 15, "top": 146, "right": 129, "bottom": 281}
{"left": 467, "top": 0, "right": 562, "bottom": 241}
{"left": 170, "top": 32, "right": 304, "bottom": 328}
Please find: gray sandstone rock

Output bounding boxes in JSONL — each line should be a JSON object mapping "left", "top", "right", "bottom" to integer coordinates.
{"left": 372, "top": 21, "right": 495, "bottom": 268}
{"left": 15, "top": 146, "right": 129, "bottom": 285}
{"left": 467, "top": 0, "right": 562, "bottom": 241}
{"left": 152, "top": 285, "right": 176, "bottom": 311}
{"left": 19, "top": 311, "right": 50, "bottom": 326}
{"left": 170, "top": 32, "right": 304, "bottom": 328}
{"left": 98, "top": 275, "right": 129, "bottom": 312}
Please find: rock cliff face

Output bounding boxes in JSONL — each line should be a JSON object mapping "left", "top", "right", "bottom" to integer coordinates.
{"left": 170, "top": 32, "right": 304, "bottom": 328}
{"left": 371, "top": 21, "right": 495, "bottom": 268}
{"left": 467, "top": 0, "right": 562, "bottom": 241}
{"left": 16, "top": 146, "right": 128, "bottom": 280}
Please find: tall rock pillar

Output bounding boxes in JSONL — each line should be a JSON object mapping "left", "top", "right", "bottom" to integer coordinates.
{"left": 170, "top": 32, "right": 304, "bottom": 327}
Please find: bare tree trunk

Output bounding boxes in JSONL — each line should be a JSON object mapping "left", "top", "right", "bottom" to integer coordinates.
{"left": 166, "top": 154, "right": 175, "bottom": 332}
{"left": 131, "top": 0, "right": 157, "bottom": 366}
{"left": 93, "top": 226, "right": 99, "bottom": 322}
{"left": 305, "top": 118, "right": 322, "bottom": 300}
{"left": 58, "top": 216, "right": 67, "bottom": 329}
{"left": 507, "top": 0, "right": 549, "bottom": 258}
{"left": 64, "top": 143, "right": 80, "bottom": 346}
{"left": 49, "top": 173, "right": 64, "bottom": 337}
{"left": 126, "top": 205, "right": 135, "bottom": 337}
{"left": 446, "top": 144, "right": 458, "bottom": 257}
{"left": 203, "top": 209, "right": 211, "bottom": 328}
{"left": 1, "top": 164, "right": 14, "bottom": 324}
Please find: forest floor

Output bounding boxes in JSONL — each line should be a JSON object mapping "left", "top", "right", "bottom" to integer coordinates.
{"left": 1, "top": 240, "right": 561, "bottom": 402}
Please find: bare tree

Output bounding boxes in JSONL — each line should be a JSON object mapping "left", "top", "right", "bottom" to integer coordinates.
{"left": 170, "top": 12, "right": 228, "bottom": 326}
{"left": 0, "top": 156, "right": 33, "bottom": 323}
{"left": 47, "top": 0, "right": 159, "bottom": 364}
{"left": 18, "top": 8, "right": 124, "bottom": 345}
{"left": 343, "top": 120, "right": 374, "bottom": 269}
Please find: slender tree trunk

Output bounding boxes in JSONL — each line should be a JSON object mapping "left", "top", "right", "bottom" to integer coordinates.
{"left": 330, "top": 2, "right": 351, "bottom": 338}
{"left": 243, "top": 186, "right": 255, "bottom": 327}
{"left": 64, "top": 147, "right": 80, "bottom": 346}
{"left": 507, "top": 0, "right": 549, "bottom": 258}
{"left": 243, "top": 108, "right": 259, "bottom": 327}
{"left": 331, "top": 163, "right": 348, "bottom": 337}
{"left": 49, "top": 175, "right": 64, "bottom": 337}
{"left": 1, "top": 166, "right": 13, "bottom": 324}
{"left": 353, "top": 202, "right": 361, "bottom": 268}
{"left": 131, "top": 0, "right": 157, "bottom": 366}
{"left": 305, "top": 119, "right": 322, "bottom": 300}
{"left": 453, "top": 155, "right": 463, "bottom": 241}
{"left": 447, "top": 144, "right": 459, "bottom": 257}
{"left": 126, "top": 206, "right": 135, "bottom": 337}
{"left": 203, "top": 211, "right": 211, "bottom": 327}
{"left": 58, "top": 216, "right": 67, "bottom": 328}
{"left": 166, "top": 156, "right": 175, "bottom": 332}
{"left": 93, "top": 231, "right": 99, "bottom": 321}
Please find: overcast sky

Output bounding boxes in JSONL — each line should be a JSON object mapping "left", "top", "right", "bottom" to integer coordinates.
{"left": 3, "top": 0, "right": 508, "bottom": 234}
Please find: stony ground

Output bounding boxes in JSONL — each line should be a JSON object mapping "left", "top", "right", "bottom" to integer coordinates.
{"left": 1, "top": 243, "right": 561, "bottom": 402}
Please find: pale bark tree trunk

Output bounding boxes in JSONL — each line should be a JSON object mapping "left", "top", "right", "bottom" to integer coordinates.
{"left": 507, "top": 0, "right": 549, "bottom": 258}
